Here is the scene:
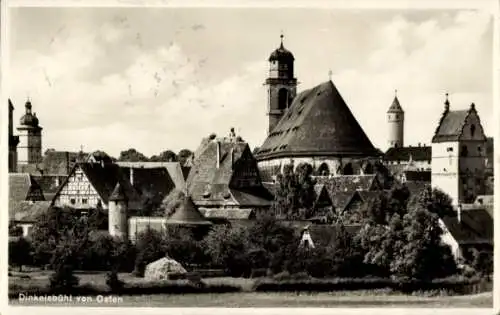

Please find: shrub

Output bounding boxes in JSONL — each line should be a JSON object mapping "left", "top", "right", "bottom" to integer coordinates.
{"left": 9, "top": 237, "right": 32, "bottom": 272}
{"left": 134, "top": 228, "right": 166, "bottom": 276}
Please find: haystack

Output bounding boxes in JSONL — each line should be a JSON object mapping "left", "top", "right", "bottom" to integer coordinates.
{"left": 144, "top": 257, "right": 187, "bottom": 281}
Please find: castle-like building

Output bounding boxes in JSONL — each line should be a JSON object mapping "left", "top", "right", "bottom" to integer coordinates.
{"left": 255, "top": 36, "right": 381, "bottom": 181}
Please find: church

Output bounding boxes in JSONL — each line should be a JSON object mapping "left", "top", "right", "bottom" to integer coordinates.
{"left": 254, "top": 35, "right": 382, "bottom": 182}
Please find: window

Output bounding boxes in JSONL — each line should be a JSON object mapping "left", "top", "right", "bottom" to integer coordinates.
{"left": 470, "top": 124, "right": 476, "bottom": 137}
{"left": 278, "top": 88, "right": 289, "bottom": 110}
{"left": 461, "top": 145, "right": 468, "bottom": 157}
{"left": 82, "top": 198, "right": 88, "bottom": 204}
{"left": 478, "top": 146, "right": 482, "bottom": 155}
{"left": 70, "top": 198, "right": 76, "bottom": 205}
{"left": 447, "top": 147, "right": 453, "bottom": 152}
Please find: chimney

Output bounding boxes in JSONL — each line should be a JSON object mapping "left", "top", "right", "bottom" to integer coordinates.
{"left": 216, "top": 141, "right": 221, "bottom": 168}
{"left": 418, "top": 143, "right": 421, "bottom": 147}
{"left": 130, "top": 168, "right": 134, "bottom": 186}
{"left": 457, "top": 204, "right": 462, "bottom": 223}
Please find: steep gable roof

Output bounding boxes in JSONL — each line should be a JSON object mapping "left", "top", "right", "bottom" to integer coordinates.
{"left": 9, "top": 173, "right": 45, "bottom": 204}
{"left": 52, "top": 162, "right": 138, "bottom": 205}
{"left": 116, "top": 161, "right": 186, "bottom": 190}
{"left": 119, "top": 166, "right": 176, "bottom": 208}
{"left": 441, "top": 207, "right": 493, "bottom": 245}
{"left": 432, "top": 105, "right": 486, "bottom": 143}
{"left": 187, "top": 138, "right": 273, "bottom": 208}
{"left": 256, "top": 81, "right": 380, "bottom": 160}
{"left": 384, "top": 146, "right": 431, "bottom": 162}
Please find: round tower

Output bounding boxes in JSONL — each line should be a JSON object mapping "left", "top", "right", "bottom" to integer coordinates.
{"left": 265, "top": 33, "right": 298, "bottom": 134}
{"left": 108, "top": 182, "right": 128, "bottom": 240}
{"left": 387, "top": 90, "right": 404, "bottom": 148}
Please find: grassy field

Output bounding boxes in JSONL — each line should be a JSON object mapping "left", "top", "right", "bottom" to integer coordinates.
{"left": 9, "top": 271, "right": 493, "bottom": 308}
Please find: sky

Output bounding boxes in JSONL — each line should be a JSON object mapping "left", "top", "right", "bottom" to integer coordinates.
{"left": 7, "top": 7, "right": 494, "bottom": 158}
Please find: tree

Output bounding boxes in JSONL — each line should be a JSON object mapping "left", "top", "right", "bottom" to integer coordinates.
{"left": 414, "top": 186, "right": 455, "bottom": 218}
{"left": 470, "top": 249, "right": 493, "bottom": 278}
{"left": 204, "top": 225, "right": 251, "bottom": 276}
{"left": 390, "top": 208, "right": 457, "bottom": 280}
{"left": 150, "top": 150, "right": 178, "bottom": 162}
{"left": 178, "top": 149, "right": 193, "bottom": 166}
{"left": 134, "top": 228, "right": 166, "bottom": 276}
{"left": 118, "top": 148, "right": 148, "bottom": 162}
{"left": 271, "top": 163, "right": 317, "bottom": 220}
{"left": 9, "top": 237, "right": 32, "bottom": 271}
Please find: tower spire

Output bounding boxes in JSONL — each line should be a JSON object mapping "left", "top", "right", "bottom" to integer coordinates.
{"left": 280, "top": 31, "right": 284, "bottom": 48}
{"left": 394, "top": 89, "right": 398, "bottom": 98}
{"left": 328, "top": 69, "right": 333, "bottom": 81}
{"left": 444, "top": 92, "right": 450, "bottom": 111}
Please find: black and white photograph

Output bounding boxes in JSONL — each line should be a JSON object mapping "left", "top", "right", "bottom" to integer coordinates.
{"left": 4, "top": 0, "right": 497, "bottom": 309}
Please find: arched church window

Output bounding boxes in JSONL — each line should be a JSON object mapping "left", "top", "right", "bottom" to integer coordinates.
{"left": 343, "top": 163, "right": 354, "bottom": 175}
{"left": 318, "top": 163, "right": 330, "bottom": 176}
{"left": 278, "top": 88, "right": 289, "bottom": 110}
{"left": 470, "top": 124, "right": 476, "bottom": 137}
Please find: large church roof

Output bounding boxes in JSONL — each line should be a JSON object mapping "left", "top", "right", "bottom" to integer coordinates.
{"left": 256, "top": 81, "right": 380, "bottom": 160}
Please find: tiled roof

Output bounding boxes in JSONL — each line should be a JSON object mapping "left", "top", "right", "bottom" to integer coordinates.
{"left": 432, "top": 106, "right": 486, "bottom": 143}
{"left": 199, "top": 208, "right": 255, "bottom": 220}
{"left": 116, "top": 162, "right": 186, "bottom": 190}
{"left": 119, "top": 166, "right": 176, "bottom": 208}
{"left": 387, "top": 96, "right": 404, "bottom": 113}
{"left": 256, "top": 81, "right": 380, "bottom": 160}
{"left": 187, "top": 138, "right": 273, "bottom": 208}
{"left": 384, "top": 146, "right": 431, "bottom": 162}
{"left": 9, "top": 173, "right": 45, "bottom": 204}
{"left": 9, "top": 201, "right": 51, "bottom": 222}
{"left": 329, "top": 191, "right": 355, "bottom": 213}
{"left": 403, "top": 171, "right": 431, "bottom": 182}
{"left": 314, "top": 174, "right": 380, "bottom": 193}
{"left": 441, "top": 207, "right": 493, "bottom": 245}
{"left": 166, "top": 195, "right": 212, "bottom": 225}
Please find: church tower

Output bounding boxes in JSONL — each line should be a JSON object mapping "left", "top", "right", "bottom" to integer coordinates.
{"left": 265, "top": 34, "right": 297, "bottom": 134}
{"left": 17, "top": 99, "right": 43, "bottom": 165}
{"left": 387, "top": 90, "right": 404, "bottom": 148}
{"left": 8, "top": 99, "right": 20, "bottom": 172}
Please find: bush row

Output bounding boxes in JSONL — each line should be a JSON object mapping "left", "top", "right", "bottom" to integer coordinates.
{"left": 252, "top": 274, "right": 490, "bottom": 295}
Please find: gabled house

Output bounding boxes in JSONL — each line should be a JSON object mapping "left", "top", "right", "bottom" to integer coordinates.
{"left": 51, "top": 160, "right": 178, "bottom": 216}
{"left": 187, "top": 135, "right": 274, "bottom": 216}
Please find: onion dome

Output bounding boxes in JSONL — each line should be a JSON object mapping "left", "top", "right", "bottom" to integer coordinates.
{"left": 268, "top": 34, "right": 295, "bottom": 62}
{"left": 19, "top": 100, "right": 40, "bottom": 127}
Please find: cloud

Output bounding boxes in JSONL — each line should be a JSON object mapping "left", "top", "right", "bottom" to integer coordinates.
{"left": 333, "top": 10, "right": 492, "bottom": 150}
{"left": 9, "top": 9, "right": 493, "bottom": 158}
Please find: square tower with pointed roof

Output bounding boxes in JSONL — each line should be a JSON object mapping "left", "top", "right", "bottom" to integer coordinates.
{"left": 431, "top": 95, "right": 488, "bottom": 205}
